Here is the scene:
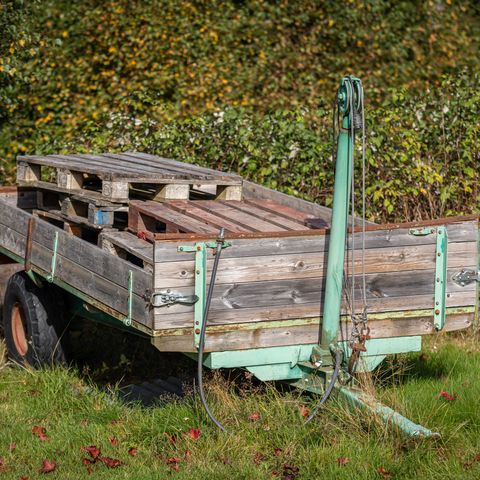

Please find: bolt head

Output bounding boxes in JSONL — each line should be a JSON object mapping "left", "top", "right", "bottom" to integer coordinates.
{"left": 435, "top": 309, "right": 440, "bottom": 315}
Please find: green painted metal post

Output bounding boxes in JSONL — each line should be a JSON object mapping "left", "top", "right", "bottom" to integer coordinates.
{"left": 320, "top": 79, "right": 356, "bottom": 349}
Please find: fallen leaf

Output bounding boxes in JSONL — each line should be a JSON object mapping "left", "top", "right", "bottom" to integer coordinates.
{"left": 463, "top": 453, "right": 480, "bottom": 470}
{"left": 0, "top": 457, "right": 5, "bottom": 473}
{"left": 167, "top": 457, "right": 180, "bottom": 472}
{"left": 253, "top": 452, "right": 265, "bottom": 465}
{"left": 164, "top": 432, "right": 176, "bottom": 445}
{"left": 439, "top": 391, "right": 457, "bottom": 401}
{"left": 337, "top": 456, "right": 349, "bottom": 466}
{"left": 184, "top": 449, "right": 191, "bottom": 460}
{"left": 248, "top": 412, "right": 261, "bottom": 422}
{"left": 110, "top": 437, "right": 118, "bottom": 446}
{"left": 100, "top": 456, "right": 123, "bottom": 468}
{"left": 187, "top": 428, "right": 201, "bottom": 440}
{"left": 273, "top": 447, "right": 283, "bottom": 456}
{"left": 83, "top": 445, "right": 101, "bottom": 460}
{"left": 82, "top": 458, "right": 94, "bottom": 466}
{"left": 271, "top": 470, "right": 279, "bottom": 477}
{"left": 9, "top": 442, "right": 16, "bottom": 451}
{"left": 40, "top": 459, "right": 56, "bottom": 474}
{"left": 32, "top": 426, "right": 48, "bottom": 442}
{"left": 377, "top": 466, "right": 392, "bottom": 479}
{"left": 29, "top": 389, "right": 40, "bottom": 396}
{"left": 80, "top": 419, "right": 89, "bottom": 427}
{"left": 128, "top": 447, "right": 138, "bottom": 457}
{"left": 282, "top": 463, "right": 300, "bottom": 479}
{"left": 20, "top": 476, "right": 29, "bottom": 480}
{"left": 299, "top": 404, "right": 310, "bottom": 418}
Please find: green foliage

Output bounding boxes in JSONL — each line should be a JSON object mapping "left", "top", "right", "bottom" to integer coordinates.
{"left": 0, "top": 0, "right": 479, "bottom": 221}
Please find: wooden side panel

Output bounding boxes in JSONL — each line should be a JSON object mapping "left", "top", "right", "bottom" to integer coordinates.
{"left": 153, "top": 219, "right": 478, "bottom": 340}
{"left": 0, "top": 199, "right": 153, "bottom": 327}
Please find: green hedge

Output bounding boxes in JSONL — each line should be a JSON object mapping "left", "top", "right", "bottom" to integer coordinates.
{"left": 28, "top": 73, "right": 478, "bottom": 224}
{"left": 0, "top": 1, "right": 479, "bottom": 222}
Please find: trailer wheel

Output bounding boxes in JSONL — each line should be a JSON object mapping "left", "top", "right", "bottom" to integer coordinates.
{"left": 2, "top": 272, "right": 68, "bottom": 366}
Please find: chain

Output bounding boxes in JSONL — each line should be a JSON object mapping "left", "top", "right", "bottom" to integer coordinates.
{"left": 338, "top": 77, "right": 369, "bottom": 375}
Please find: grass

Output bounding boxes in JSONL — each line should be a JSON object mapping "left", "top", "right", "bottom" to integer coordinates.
{"left": 0, "top": 331, "right": 479, "bottom": 479}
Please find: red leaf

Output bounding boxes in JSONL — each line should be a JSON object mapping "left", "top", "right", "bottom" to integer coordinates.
{"left": 100, "top": 456, "right": 123, "bottom": 468}
{"left": 9, "top": 442, "right": 16, "bottom": 451}
{"left": 20, "top": 477, "right": 29, "bottom": 480}
{"left": 377, "top": 466, "right": 392, "bottom": 479}
{"left": 271, "top": 470, "right": 279, "bottom": 477}
{"left": 32, "top": 426, "right": 48, "bottom": 442}
{"left": 439, "top": 391, "right": 457, "bottom": 401}
{"left": 110, "top": 437, "right": 118, "bottom": 446}
{"left": 248, "top": 412, "right": 260, "bottom": 422}
{"left": 337, "top": 456, "right": 349, "bottom": 466}
{"left": 253, "top": 452, "right": 265, "bottom": 465}
{"left": 184, "top": 449, "right": 191, "bottom": 460}
{"left": 83, "top": 445, "right": 101, "bottom": 460}
{"left": 128, "top": 447, "right": 138, "bottom": 457}
{"left": 187, "top": 428, "right": 201, "bottom": 440}
{"left": 82, "top": 458, "right": 94, "bottom": 466}
{"left": 164, "top": 432, "right": 176, "bottom": 445}
{"left": 167, "top": 457, "right": 181, "bottom": 471}
{"left": 273, "top": 447, "right": 283, "bottom": 456}
{"left": 299, "top": 404, "right": 310, "bottom": 418}
{"left": 40, "top": 459, "right": 56, "bottom": 473}
{"left": 282, "top": 463, "right": 300, "bottom": 479}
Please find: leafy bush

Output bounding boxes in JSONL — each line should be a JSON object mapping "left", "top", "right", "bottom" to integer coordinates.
{"left": 0, "top": 1, "right": 479, "bottom": 222}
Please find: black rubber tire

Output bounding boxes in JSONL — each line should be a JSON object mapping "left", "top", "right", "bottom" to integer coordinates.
{"left": 2, "top": 272, "right": 68, "bottom": 366}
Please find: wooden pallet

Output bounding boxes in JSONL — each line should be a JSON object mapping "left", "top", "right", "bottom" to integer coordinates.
{"left": 128, "top": 199, "right": 325, "bottom": 241}
{"left": 16, "top": 152, "right": 243, "bottom": 202}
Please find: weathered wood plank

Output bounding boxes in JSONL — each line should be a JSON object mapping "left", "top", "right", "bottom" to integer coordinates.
{"left": 167, "top": 201, "right": 252, "bottom": 233}
{"left": 242, "top": 180, "right": 336, "bottom": 223}
{"left": 153, "top": 290, "right": 476, "bottom": 329}
{"left": 245, "top": 198, "right": 316, "bottom": 224}
{"left": 153, "top": 220, "right": 478, "bottom": 262}
{"left": 152, "top": 268, "right": 476, "bottom": 322}
{"left": 99, "top": 231, "right": 153, "bottom": 264}
{"left": 152, "top": 312, "right": 473, "bottom": 352}
{"left": 154, "top": 241, "right": 477, "bottom": 288}
{"left": 193, "top": 201, "right": 287, "bottom": 232}
{"left": 223, "top": 201, "right": 310, "bottom": 231}
{"left": 124, "top": 152, "right": 241, "bottom": 180}
{"left": 129, "top": 201, "right": 220, "bottom": 235}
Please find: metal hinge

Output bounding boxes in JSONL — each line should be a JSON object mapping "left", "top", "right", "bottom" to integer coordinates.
{"left": 151, "top": 290, "right": 199, "bottom": 307}
{"left": 452, "top": 269, "right": 480, "bottom": 287}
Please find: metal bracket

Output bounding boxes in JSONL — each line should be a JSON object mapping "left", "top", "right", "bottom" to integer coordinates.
{"left": 46, "top": 231, "right": 59, "bottom": 283}
{"left": 452, "top": 269, "right": 479, "bottom": 287}
{"left": 123, "top": 270, "right": 133, "bottom": 326}
{"left": 434, "top": 226, "right": 448, "bottom": 330}
{"left": 151, "top": 290, "right": 198, "bottom": 307}
{"left": 409, "top": 227, "right": 436, "bottom": 236}
{"left": 409, "top": 226, "right": 448, "bottom": 330}
{"left": 178, "top": 239, "right": 232, "bottom": 348}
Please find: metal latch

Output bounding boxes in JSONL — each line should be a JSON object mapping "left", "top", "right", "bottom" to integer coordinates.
{"left": 452, "top": 269, "right": 480, "bottom": 287}
{"left": 151, "top": 290, "right": 198, "bottom": 307}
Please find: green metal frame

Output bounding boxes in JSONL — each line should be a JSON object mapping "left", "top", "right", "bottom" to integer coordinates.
{"left": 178, "top": 240, "right": 232, "bottom": 348}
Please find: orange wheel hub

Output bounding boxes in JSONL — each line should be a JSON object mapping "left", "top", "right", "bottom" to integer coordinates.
{"left": 11, "top": 302, "right": 28, "bottom": 357}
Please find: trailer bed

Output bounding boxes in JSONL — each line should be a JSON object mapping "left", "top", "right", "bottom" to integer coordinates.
{"left": 0, "top": 153, "right": 478, "bottom": 353}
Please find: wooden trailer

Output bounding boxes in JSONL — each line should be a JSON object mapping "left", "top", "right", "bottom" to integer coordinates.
{"left": 0, "top": 150, "right": 478, "bottom": 436}
{"left": 0, "top": 151, "right": 476, "bottom": 355}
